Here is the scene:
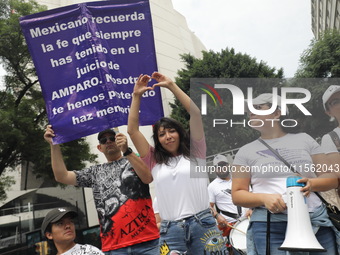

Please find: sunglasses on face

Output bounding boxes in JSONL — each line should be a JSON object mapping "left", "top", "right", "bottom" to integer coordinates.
{"left": 328, "top": 98, "right": 340, "bottom": 108}
{"left": 99, "top": 136, "right": 115, "bottom": 144}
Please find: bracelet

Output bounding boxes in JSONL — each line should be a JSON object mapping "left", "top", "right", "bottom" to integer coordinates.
{"left": 214, "top": 213, "right": 219, "bottom": 218}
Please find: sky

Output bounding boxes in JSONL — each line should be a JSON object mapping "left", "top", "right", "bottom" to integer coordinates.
{"left": 0, "top": 0, "right": 313, "bottom": 79}
{"left": 171, "top": 0, "right": 314, "bottom": 78}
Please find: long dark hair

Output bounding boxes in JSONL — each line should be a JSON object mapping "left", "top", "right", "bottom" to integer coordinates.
{"left": 152, "top": 117, "right": 190, "bottom": 165}
{"left": 44, "top": 224, "right": 57, "bottom": 255}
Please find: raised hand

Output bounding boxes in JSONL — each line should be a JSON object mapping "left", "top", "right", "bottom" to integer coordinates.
{"left": 151, "top": 72, "right": 175, "bottom": 90}
{"left": 115, "top": 133, "right": 128, "bottom": 153}
{"left": 44, "top": 125, "right": 55, "bottom": 145}
{"left": 133, "top": 74, "right": 152, "bottom": 96}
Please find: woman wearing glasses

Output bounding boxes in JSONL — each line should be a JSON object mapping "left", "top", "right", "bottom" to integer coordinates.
{"left": 231, "top": 93, "right": 340, "bottom": 255}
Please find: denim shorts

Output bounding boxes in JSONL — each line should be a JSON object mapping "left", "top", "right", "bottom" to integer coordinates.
{"left": 159, "top": 208, "right": 228, "bottom": 255}
{"left": 104, "top": 238, "right": 159, "bottom": 255}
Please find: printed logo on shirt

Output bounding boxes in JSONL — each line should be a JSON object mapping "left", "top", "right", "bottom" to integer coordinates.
{"left": 221, "top": 188, "right": 231, "bottom": 195}
{"left": 77, "top": 159, "right": 159, "bottom": 251}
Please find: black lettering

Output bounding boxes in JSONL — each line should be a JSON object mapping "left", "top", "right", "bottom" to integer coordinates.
{"left": 120, "top": 228, "right": 128, "bottom": 237}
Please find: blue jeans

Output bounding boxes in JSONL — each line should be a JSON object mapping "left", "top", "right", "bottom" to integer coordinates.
{"left": 159, "top": 208, "right": 228, "bottom": 255}
{"left": 251, "top": 221, "right": 337, "bottom": 255}
{"left": 104, "top": 238, "right": 159, "bottom": 255}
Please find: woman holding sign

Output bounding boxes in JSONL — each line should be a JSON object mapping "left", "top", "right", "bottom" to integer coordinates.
{"left": 127, "top": 72, "right": 227, "bottom": 254}
{"left": 231, "top": 93, "right": 340, "bottom": 255}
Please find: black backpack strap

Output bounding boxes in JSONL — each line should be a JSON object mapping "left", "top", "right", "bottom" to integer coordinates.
{"left": 266, "top": 210, "right": 271, "bottom": 255}
{"left": 328, "top": 131, "right": 340, "bottom": 152}
{"left": 237, "top": 206, "right": 242, "bottom": 217}
{"left": 219, "top": 209, "right": 239, "bottom": 219}
{"left": 258, "top": 138, "right": 298, "bottom": 174}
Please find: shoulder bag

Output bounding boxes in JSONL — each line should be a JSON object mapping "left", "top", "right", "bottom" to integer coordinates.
{"left": 258, "top": 138, "right": 340, "bottom": 230}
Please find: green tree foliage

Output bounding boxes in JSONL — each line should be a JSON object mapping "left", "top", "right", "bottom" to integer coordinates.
{"left": 0, "top": 0, "right": 97, "bottom": 200}
{"left": 171, "top": 48, "right": 284, "bottom": 155}
{"left": 0, "top": 175, "right": 15, "bottom": 201}
{"left": 296, "top": 30, "right": 340, "bottom": 78}
{"left": 294, "top": 30, "right": 340, "bottom": 139}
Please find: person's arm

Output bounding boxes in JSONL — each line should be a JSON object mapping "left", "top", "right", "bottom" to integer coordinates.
{"left": 127, "top": 74, "right": 152, "bottom": 158}
{"left": 311, "top": 153, "right": 333, "bottom": 177}
{"left": 115, "top": 133, "right": 153, "bottom": 184}
{"left": 326, "top": 152, "right": 340, "bottom": 167}
{"left": 152, "top": 197, "right": 161, "bottom": 230}
{"left": 151, "top": 72, "right": 204, "bottom": 141}
{"left": 232, "top": 165, "right": 286, "bottom": 213}
{"left": 298, "top": 173, "right": 339, "bottom": 196}
{"left": 125, "top": 152, "right": 153, "bottom": 184}
{"left": 244, "top": 209, "right": 253, "bottom": 218}
{"left": 296, "top": 153, "right": 338, "bottom": 196}
{"left": 155, "top": 213, "right": 161, "bottom": 230}
{"left": 210, "top": 203, "right": 228, "bottom": 228}
{"left": 44, "top": 125, "right": 77, "bottom": 185}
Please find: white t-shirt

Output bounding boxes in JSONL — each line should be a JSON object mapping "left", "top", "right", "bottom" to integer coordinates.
{"left": 61, "top": 244, "right": 104, "bottom": 255}
{"left": 208, "top": 177, "right": 240, "bottom": 223}
{"left": 153, "top": 196, "right": 159, "bottom": 214}
{"left": 233, "top": 133, "right": 323, "bottom": 212}
{"left": 321, "top": 127, "right": 340, "bottom": 154}
{"left": 142, "top": 138, "right": 210, "bottom": 221}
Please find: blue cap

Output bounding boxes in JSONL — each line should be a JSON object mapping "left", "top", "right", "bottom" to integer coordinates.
{"left": 286, "top": 176, "right": 305, "bottom": 187}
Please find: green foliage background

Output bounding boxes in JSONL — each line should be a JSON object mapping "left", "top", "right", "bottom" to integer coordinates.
{"left": 0, "top": 0, "right": 339, "bottom": 202}
{"left": 0, "top": 0, "right": 97, "bottom": 201}
{"left": 170, "top": 30, "right": 340, "bottom": 156}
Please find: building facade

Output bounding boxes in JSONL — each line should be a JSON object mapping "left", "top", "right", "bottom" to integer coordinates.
{"left": 311, "top": 0, "right": 340, "bottom": 39}
{"left": 0, "top": 0, "right": 206, "bottom": 252}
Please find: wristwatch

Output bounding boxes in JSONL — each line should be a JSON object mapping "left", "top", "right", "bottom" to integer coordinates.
{"left": 123, "top": 147, "right": 133, "bottom": 157}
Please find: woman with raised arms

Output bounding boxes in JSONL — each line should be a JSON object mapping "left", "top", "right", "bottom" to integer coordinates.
{"left": 127, "top": 72, "right": 227, "bottom": 254}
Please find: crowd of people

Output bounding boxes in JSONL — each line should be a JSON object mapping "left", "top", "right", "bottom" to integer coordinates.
{"left": 42, "top": 73, "right": 340, "bottom": 255}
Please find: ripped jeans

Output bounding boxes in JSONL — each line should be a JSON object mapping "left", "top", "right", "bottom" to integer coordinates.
{"left": 159, "top": 208, "right": 228, "bottom": 255}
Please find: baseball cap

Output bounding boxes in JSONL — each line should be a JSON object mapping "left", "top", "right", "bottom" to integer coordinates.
{"left": 41, "top": 208, "right": 78, "bottom": 235}
{"left": 97, "top": 129, "right": 116, "bottom": 141}
{"left": 245, "top": 93, "right": 288, "bottom": 114}
{"left": 213, "top": 154, "right": 229, "bottom": 165}
{"left": 322, "top": 85, "right": 340, "bottom": 110}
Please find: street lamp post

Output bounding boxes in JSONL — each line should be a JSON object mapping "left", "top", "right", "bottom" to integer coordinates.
{"left": 18, "top": 216, "right": 22, "bottom": 244}
{"left": 12, "top": 214, "right": 22, "bottom": 244}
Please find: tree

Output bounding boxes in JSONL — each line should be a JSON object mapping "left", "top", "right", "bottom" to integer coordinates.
{"left": 171, "top": 48, "right": 284, "bottom": 156}
{"left": 296, "top": 30, "right": 340, "bottom": 78}
{"left": 294, "top": 30, "right": 340, "bottom": 139}
{"left": 0, "top": 175, "right": 15, "bottom": 201}
{"left": 0, "top": 0, "right": 97, "bottom": 201}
